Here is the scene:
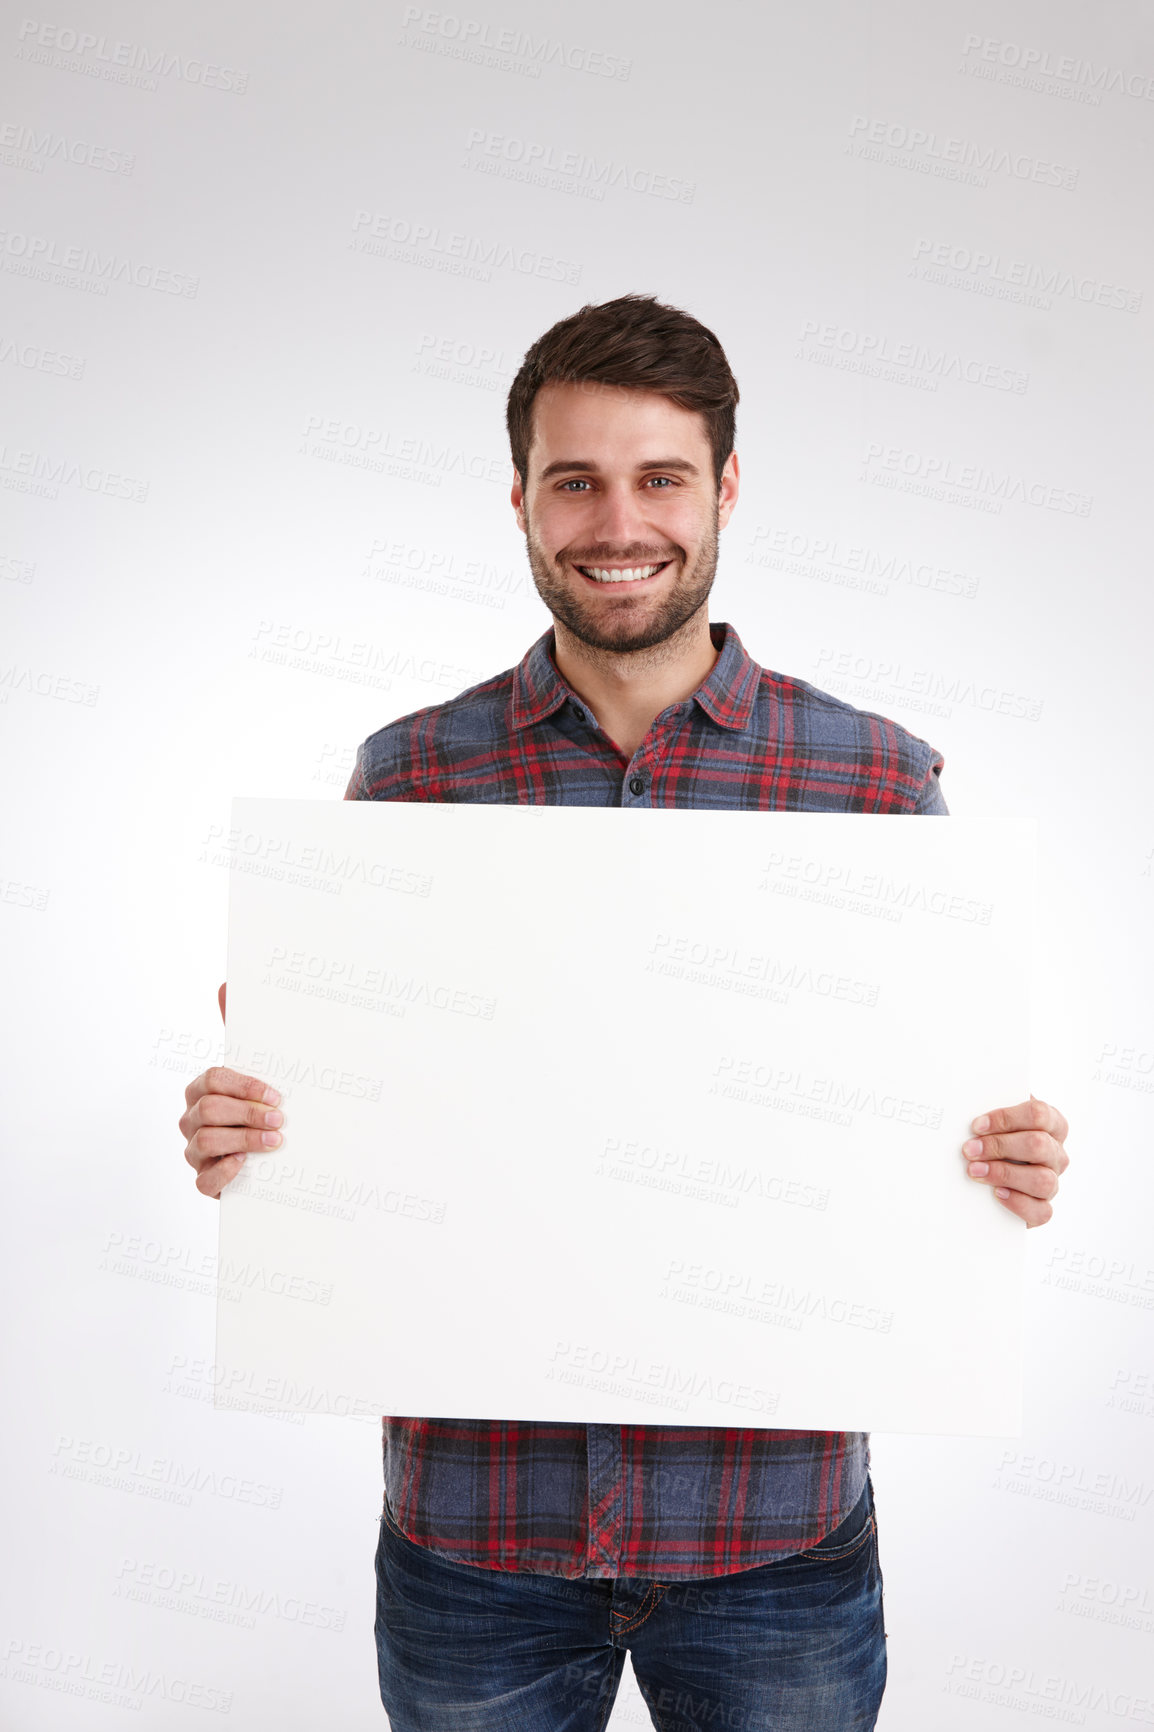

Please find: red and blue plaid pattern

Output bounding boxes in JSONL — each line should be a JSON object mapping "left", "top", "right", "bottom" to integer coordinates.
{"left": 347, "top": 619, "right": 947, "bottom": 1577}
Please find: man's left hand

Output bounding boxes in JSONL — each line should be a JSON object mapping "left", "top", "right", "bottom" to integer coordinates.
{"left": 962, "top": 1095, "right": 1070, "bottom": 1228}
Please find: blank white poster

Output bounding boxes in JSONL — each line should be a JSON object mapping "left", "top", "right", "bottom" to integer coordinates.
{"left": 216, "top": 799, "right": 1034, "bottom": 1435}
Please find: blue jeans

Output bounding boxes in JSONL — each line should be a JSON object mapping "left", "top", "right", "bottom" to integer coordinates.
{"left": 374, "top": 1472, "right": 887, "bottom": 1730}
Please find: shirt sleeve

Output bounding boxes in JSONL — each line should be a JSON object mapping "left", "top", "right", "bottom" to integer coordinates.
{"left": 343, "top": 740, "right": 368, "bottom": 801}
{"left": 912, "top": 752, "right": 949, "bottom": 815}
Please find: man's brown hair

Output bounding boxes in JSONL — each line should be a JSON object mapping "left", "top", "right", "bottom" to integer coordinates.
{"left": 506, "top": 293, "right": 739, "bottom": 491}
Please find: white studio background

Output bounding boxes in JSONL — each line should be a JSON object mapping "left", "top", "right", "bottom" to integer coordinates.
{"left": 2, "top": 1, "right": 1151, "bottom": 1727}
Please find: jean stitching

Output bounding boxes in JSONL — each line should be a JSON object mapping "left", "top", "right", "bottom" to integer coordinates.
{"left": 609, "top": 1583, "right": 652, "bottom": 1623}
{"left": 805, "top": 1509, "right": 875, "bottom": 1564}
{"left": 610, "top": 1582, "right": 657, "bottom": 1627}
{"left": 612, "top": 1582, "right": 669, "bottom": 1637}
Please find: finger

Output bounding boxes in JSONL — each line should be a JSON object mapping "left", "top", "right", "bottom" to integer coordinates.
{"left": 1030, "top": 1093, "right": 1069, "bottom": 1147}
{"left": 990, "top": 1185, "right": 1053, "bottom": 1229}
{"left": 182, "top": 1093, "right": 284, "bottom": 1135}
{"left": 195, "top": 1149, "right": 251, "bottom": 1201}
{"left": 963, "top": 1126, "right": 1063, "bottom": 1171}
{"left": 184, "top": 1065, "right": 281, "bottom": 1111}
{"left": 963, "top": 1154, "right": 1059, "bottom": 1202}
{"left": 970, "top": 1096, "right": 1068, "bottom": 1146}
{"left": 183, "top": 1120, "right": 282, "bottom": 1168}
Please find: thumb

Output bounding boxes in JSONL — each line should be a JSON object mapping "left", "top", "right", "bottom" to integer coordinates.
{"left": 218, "top": 981, "right": 227, "bottom": 1025}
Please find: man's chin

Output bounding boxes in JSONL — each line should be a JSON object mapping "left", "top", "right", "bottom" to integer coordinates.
{"left": 557, "top": 600, "right": 705, "bottom": 655}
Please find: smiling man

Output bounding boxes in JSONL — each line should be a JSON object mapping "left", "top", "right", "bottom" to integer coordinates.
{"left": 181, "top": 294, "right": 1070, "bottom": 1731}
{"left": 511, "top": 371, "right": 736, "bottom": 762}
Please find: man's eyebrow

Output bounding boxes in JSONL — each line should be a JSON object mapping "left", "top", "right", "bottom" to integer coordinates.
{"left": 537, "top": 457, "right": 701, "bottom": 480}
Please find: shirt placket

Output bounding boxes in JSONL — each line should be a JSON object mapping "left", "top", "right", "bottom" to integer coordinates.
{"left": 579, "top": 710, "right": 685, "bottom": 1575}
{"left": 618, "top": 711, "right": 684, "bottom": 806}
{"left": 583, "top": 1423, "right": 624, "bottom": 1574}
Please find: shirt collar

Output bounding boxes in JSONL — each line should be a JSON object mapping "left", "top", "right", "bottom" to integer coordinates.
{"left": 509, "top": 620, "right": 760, "bottom": 734}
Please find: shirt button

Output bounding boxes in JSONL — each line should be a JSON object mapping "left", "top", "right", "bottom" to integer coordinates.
{"left": 573, "top": 705, "right": 585, "bottom": 722}
{"left": 629, "top": 776, "right": 645, "bottom": 796}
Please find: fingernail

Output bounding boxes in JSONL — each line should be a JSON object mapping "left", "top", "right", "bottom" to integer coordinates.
{"left": 263, "top": 1110, "right": 284, "bottom": 1128}
{"left": 968, "top": 1161, "right": 989, "bottom": 1177}
{"left": 236, "top": 1152, "right": 247, "bottom": 1164}
{"left": 971, "top": 1114, "right": 990, "bottom": 1134}
{"left": 962, "top": 1139, "right": 983, "bottom": 1158}
{"left": 263, "top": 1087, "right": 282, "bottom": 1106}
{"left": 261, "top": 1131, "right": 282, "bottom": 1147}
{"left": 995, "top": 1187, "right": 1010, "bottom": 1199}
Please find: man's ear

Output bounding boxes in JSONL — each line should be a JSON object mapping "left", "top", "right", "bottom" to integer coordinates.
{"left": 717, "top": 450, "right": 740, "bottom": 531}
{"left": 511, "top": 466, "right": 527, "bottom": 533}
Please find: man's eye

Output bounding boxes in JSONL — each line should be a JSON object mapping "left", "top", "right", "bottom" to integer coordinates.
{"left": 556, "top": 476, "right": 678, "bottom": 492}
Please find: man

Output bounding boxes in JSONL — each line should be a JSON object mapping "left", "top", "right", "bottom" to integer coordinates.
{"left": 181, "top": 294, "right": 1070, "bottom": 1730}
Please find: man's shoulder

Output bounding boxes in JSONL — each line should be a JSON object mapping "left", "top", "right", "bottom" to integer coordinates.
{"left": 757, "top": 664, "right": 942, "bottom": 768}
{"left": 749, "top": 664, "right": 948, "bottom": 813}
{"left": 347, "top": 663, "right": 518, "bottom": 799}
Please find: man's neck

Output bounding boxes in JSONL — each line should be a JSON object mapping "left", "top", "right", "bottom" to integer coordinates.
{"left": 550, "top": 615, "right": 720, "bottom": 762}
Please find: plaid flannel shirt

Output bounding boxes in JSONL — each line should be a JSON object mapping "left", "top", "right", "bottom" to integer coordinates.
{"left": 345, "top": 619, "right": 947, "bottom": 1578}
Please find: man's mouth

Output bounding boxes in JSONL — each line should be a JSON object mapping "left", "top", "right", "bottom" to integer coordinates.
{"left": 574, "top": 561, "right": 672, "bottom": 585}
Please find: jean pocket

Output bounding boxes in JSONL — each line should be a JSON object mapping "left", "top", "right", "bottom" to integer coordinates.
{"left": 800, "top": 1479, "right": 875, "bottom": 1563}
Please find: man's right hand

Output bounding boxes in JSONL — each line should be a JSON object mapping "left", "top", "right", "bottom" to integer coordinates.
{"left": 179, "top": 980, "right": 284, "bottom": 1199}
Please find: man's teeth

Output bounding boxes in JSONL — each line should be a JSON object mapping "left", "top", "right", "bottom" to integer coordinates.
{"left": 580, "top": 563, "right": 665, "bottom": 584}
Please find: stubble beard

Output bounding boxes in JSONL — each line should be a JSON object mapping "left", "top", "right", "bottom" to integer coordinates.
{"left": 522, "top": 500, "right": 721, "bottom": 662}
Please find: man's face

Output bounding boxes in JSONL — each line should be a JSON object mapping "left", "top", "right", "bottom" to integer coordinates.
{"left": 510, "top": 382, "right": 739, "bottom": 654}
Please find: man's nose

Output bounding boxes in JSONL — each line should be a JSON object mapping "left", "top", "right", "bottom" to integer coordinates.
{"left": 586, "top": 483, "right": 653, "bottom": 548}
